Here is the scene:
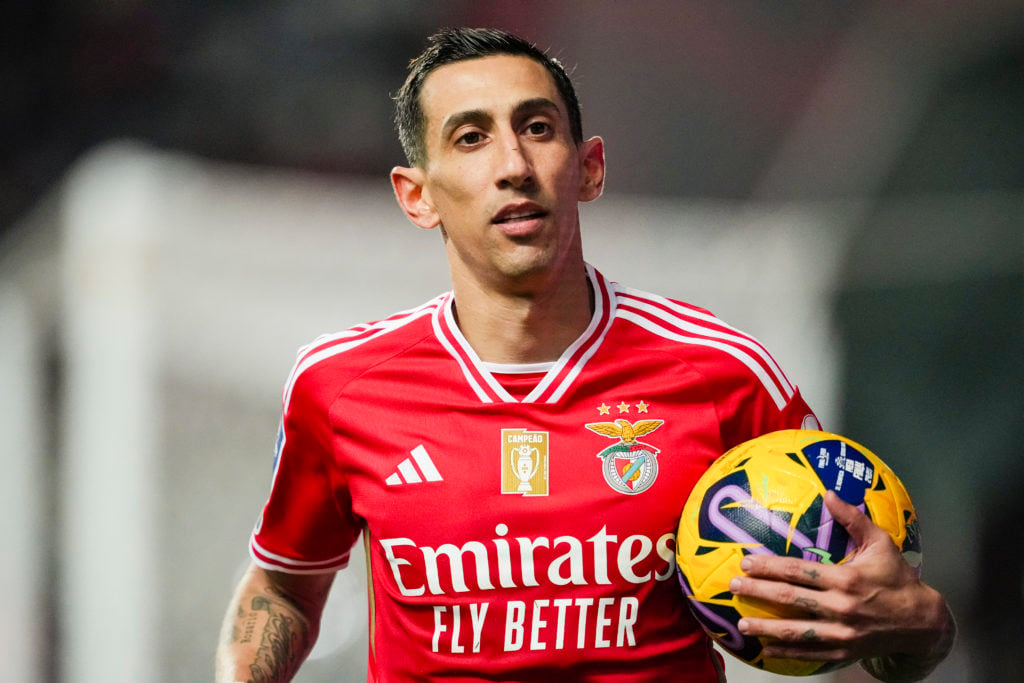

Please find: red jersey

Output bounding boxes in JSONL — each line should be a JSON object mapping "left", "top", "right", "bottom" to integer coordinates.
{"left": 250, "top": 265, "right": 818, "bottom": 682}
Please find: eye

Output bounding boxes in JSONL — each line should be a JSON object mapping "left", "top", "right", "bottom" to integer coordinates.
{"left": 456, "top": 130, "right": 484, "bottom": 147}
{"left": 524, "top": 120, "right": 552, "bottom": 137}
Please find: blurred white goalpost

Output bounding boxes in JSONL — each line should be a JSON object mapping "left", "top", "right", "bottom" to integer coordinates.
{"left": 1, "top": 141, "right": 852, "bottom": 683}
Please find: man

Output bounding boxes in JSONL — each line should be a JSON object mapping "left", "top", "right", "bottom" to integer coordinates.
{"left": 217, "top": 27, "right": 954, "bottom": 682}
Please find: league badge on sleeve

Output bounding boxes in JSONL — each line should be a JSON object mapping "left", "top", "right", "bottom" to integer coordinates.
{"left": 586, "top": 408, "right": 664, "bottom": 495}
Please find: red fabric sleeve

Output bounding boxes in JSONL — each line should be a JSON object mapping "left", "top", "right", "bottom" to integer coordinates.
{"left": 249, "top": 366, "right": 361, "bottom": 573}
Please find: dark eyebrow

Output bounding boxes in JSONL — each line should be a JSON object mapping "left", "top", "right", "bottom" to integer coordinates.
{"left": 512, "top": 97, "right": 562, "bottom": 121}
{"left": 440, "top": 97, "right": 563, "bottom": 142}
{"left": 440, "top": 108, "right": 493, "bottom": 142}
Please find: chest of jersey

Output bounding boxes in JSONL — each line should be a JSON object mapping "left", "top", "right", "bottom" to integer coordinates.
{"left": 328, "top": 337, "right": 726, "bottom": 594}
{"left": 317, "top": 336, "right": 737, "bottom": 677}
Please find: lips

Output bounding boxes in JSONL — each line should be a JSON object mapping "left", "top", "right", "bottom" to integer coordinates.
{"left": 491, "top": 202, "right": 548, "bottom": 225}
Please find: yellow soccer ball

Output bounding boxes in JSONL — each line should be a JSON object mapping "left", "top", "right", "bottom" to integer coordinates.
{"left": 676, "top": 429, "right": 921, "bottom": 675}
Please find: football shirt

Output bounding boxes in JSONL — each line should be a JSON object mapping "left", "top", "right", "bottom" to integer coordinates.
{"left": 251, "top": 265, "right": 818, "bottom": 681}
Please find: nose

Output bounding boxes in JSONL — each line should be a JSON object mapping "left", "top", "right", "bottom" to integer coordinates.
{"left": 496, "top": 133, "right": 535, "bottom": 190}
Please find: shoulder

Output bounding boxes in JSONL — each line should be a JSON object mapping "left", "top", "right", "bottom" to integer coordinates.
{"left": 611, "top": 281, "right": 750, "bottom": 356}
{"left": 612, "top": 281, "right": 717, "bottom": 326}
{"left": 283, "top": 295, "right": 444, "bottom": 411}
{"left": 611, "top": 282, "right": 796, "bottom": 410}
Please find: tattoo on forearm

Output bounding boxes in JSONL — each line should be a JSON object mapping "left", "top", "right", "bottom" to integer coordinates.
{"left": 240, "top": 602, "right": 259, "bottom": 644}
{"left": 226, "top": 592, "right": 310, "bottom": 683}
{"left": 247, "top": 595, "right": 309, "bottom": 683}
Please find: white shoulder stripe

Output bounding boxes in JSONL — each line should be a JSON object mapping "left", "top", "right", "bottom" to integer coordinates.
{"left": 617, "top": 308, "right": 790, "bottom": 410}
{"left": 617, "top": 289, "right": 795, "bottom": 396}
{"left": 283, "top": 299, "right": 441, "bottom": 411}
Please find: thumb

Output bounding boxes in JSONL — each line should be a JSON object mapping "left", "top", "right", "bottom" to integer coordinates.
{"left": 824, "top": 490, "right": 887, "bottom": 552}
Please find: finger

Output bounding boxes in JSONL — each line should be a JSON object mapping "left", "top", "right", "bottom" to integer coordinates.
{"left": 739, "top": 615, "right": 855, "bottom": 655}
{"left": 739, "top": 554, "right": 831, "bottom": 589}
{"left": 747, "top": 615, "right": 857, "bottom": 663}
{"left": 823, "top": 490, "right": 888, "bottom": 550}
{"left": 762, "top": 641, "right": 855, "bottom": 663}
{"left": 740, "top": 616, "right": 827, "bottom": 644}
{"left": 730, "top": 574, "right": 834, "bottom": 619}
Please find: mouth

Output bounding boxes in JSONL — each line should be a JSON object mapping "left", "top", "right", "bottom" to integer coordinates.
{"left": 491, "top": 202, "right": 549, "bottom": 226}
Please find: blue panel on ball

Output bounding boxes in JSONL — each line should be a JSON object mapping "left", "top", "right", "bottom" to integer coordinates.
{"left": 801, "top": 439, "right": 874, "bottom": 505}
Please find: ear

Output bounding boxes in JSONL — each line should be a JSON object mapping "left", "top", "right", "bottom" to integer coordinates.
{"left": 577, "top": 136, "right": 606, "bottom": 202}
{"left": 391, "top": 165, "right": 441, "bottom": 230}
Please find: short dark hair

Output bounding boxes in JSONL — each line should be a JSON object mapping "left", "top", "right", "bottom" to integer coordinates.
{"left": 393, "top": 27, "right": 583, "bottom": 167}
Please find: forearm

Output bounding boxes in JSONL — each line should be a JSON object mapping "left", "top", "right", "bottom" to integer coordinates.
{"left": 860, "top": 593, "right": 957, "bottom": 682}
{"left": 216, "top": 565, "right": 323, "bottom": 683}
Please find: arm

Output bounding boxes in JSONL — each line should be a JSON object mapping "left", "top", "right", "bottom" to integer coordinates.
{"left": 730, "top": 491, "right": 956, "bottom": 682}
{"left": 216, "top": 563, "right": 335, "bottom": 683}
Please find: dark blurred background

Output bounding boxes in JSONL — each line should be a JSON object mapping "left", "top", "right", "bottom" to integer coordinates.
{"left": 2, "top": 2, "right": 1021, "bottom": 682}
{"left": 6, "top": 1, "right": 1021, "bottom": 231}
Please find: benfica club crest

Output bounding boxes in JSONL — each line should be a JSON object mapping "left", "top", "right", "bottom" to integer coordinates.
{"left": 586, "top": 418, "right": 664, "bottom": 495}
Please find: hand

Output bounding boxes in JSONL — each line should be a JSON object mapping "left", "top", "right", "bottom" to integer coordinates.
{"left": 729, "top": 490, "right": 954, "bottom": 673}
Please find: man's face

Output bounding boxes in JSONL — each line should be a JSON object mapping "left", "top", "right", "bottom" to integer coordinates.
{"left": 407, "top": 54, "right": 603, "bottom": 292}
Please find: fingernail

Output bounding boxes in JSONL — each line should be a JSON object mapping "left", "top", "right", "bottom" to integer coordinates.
{"left": 738, "top": 618, "right": 749, "bottom": 633}
{"left": 729, "top": 577, "right": 741, "bottom": 592}
{"left": 740, "top": 557, "right": 752, "bottom": 571}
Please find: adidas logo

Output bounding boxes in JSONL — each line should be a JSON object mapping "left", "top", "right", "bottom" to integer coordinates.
{"left": 386, "top": 445, "right": 443, "bottom": 485}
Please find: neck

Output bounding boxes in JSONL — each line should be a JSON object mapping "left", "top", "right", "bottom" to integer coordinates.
{"left": 450, "top": 261, "right": 593, "bottom": 364}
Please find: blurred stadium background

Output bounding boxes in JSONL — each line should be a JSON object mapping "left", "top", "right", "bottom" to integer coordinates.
{"left": 1, "top": 2, "right": 1021, "bottom": 682}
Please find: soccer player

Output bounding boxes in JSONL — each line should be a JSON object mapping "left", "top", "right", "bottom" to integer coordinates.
{"left": 216, "top": 27, "right": 955, "bottom": 682}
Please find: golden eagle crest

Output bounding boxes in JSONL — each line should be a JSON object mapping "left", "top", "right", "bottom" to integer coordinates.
{"left": 585, "top": 418, "right": 664, "bottom": 444}
{"left": 585, "top": 418, "right": 665, "bottom": 495}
